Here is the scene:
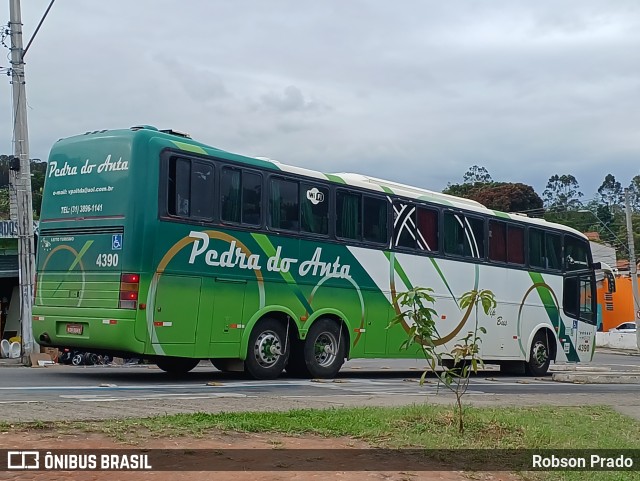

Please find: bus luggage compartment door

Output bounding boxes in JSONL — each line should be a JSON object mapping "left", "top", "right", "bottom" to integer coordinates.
{"left": 209, "top": 277, "right": 246, "bottom": 345}
{"left": 153, "top": 275, "right": 202, "bottom": 344}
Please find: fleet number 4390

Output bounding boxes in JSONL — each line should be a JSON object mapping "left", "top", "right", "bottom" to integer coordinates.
{"left": 96, "top": 253, "right": 119, "bottom": 267}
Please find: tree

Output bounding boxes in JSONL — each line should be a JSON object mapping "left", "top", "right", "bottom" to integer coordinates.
{"left": 471, "top": 183, "right": 543, "bottom": 213}
{"left": 628, "top": 175, "right": 640, "bottom": 212}
{"left": 597, "top": 174, "right": 623, "bottom": 212}
{"left": 443, "top": 182, "right": 543, "bottom": 213}
{"left": 0, "top": 189, "right": 9, "bottom": 218}
{"left": 0, "top": 155, "right": 11, "bottom": 188}
{"left": 542, "top": 174, "right": 583, "bottom": 212}
{"left": 30, "top": 160, "right": 47, "bottom": 219}
{"left": 0, "top": 156, "right": 47, "bottom": 218}
{"left": 442, "top": 181, "right": 484, "bottom": 199}
{"left": 389, "top": 287, "right": 495, "bottom": 434}
{"left": 462, "top": 165, "right": 492, "bottom": 184}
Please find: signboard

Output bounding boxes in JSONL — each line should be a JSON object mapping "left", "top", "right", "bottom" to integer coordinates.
{"left": 0, "top": 220, "right": 39, "bottom": 239}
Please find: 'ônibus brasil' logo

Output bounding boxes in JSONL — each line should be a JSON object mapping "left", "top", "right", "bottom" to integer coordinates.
{"left": 187, "top": 231, "right": 351, "bottom": 279}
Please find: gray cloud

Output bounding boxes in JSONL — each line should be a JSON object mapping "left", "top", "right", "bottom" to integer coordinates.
{"left": 259, "top": 85, "right": 325, "bottom": 113}
{"left": 1, "top": 0, "right": 639, "bottom": 200}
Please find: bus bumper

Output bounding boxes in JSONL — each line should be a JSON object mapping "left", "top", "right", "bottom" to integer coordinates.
{"left": 32, "top": 308, "right": 145, "bottom": 355}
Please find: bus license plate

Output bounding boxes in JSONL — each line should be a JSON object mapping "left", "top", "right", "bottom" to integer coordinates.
{"left": 66, "top": 324, "right": 83, "bottom": 335}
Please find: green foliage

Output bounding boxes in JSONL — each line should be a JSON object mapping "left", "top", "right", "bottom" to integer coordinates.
{"left": 443, "top": 181, "right": 543, "bottom": 213}
{"left": 597, "top": 174, "right": 623, "bottom": 211}
{"left": 473, "top": 182, "right": 543, "bottom": 213}
{"left": 542, "top": 174, "right": 583, "bottom": 211}
{"left": 0, "top": 189, "right": 9, "bottom": 219}
{"left": 0, "top": 157, "right": 46, "bottom": 218}
{"left": 390, "top": 286, "right": 497, "bottom": 434}
{"left": 462, "top": 165, "right": 493, "bottom": 184}
{"left": 91, "top": 404, "right": 640, "bottom": 479}
{"left": 628, "top": 175, "right": 640, "bottom": 212}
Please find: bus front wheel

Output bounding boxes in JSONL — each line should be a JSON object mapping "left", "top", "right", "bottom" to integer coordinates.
{"left": 303, "top": 318, "right": 346, "bottom": 379}
{"left": 245, "top": 318, "right": 290, "bottom": 380}
{"left": 525, "top": 331, "right": 551, "bottom": 376}
{"left": 155, "top": 357, "right": 199, "bottom": 375}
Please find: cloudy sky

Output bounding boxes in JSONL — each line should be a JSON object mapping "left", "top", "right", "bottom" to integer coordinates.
{"left": 1, "top": 1, "right": 639, "bottom": 200}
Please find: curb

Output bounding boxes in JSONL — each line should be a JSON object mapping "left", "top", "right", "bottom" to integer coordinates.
{"left": 596, "top": 348, "right": 640, "bottom": 357}
{"left": 0, "top": 359, "right": 24, "bottom": 367}
{"left": 552, "top": 373, "right": 640, "bottom": 384}
{"left": 550, "top": 365, "right": 612, "bottom": 372}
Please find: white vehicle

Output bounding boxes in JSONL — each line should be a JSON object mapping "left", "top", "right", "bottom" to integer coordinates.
{"left": 610, "top": 322, "right": 637, "bottom": 333}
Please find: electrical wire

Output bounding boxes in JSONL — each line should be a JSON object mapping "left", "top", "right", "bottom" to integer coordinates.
{"left": 23, "top": 0, "right": 56, "bottom": 59}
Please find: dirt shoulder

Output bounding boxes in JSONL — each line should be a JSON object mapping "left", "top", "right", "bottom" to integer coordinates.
{"left": 0, "top": 428, "right": 521, "bottom": 481}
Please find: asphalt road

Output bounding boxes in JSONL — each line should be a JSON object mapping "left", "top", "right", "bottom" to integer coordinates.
{"left": 1, "top": 351, "right": 640, "bottom": 422}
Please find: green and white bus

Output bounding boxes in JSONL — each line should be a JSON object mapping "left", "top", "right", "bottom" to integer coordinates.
{"left": 33, "top": 126, "right": 611, "bottom": 379}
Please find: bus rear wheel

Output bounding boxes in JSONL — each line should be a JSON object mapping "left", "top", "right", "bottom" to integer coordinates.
{"left": 156, "top": 357, "right": 199, "bottom": 375}
{"left": 303, "top": 318, "right": 346, "bottom": 379}
{"left": 525, "top": 331, "right": 551, "bottom": 376}
{"left": 245, "top": 318, "right": 290, "bottom": 380}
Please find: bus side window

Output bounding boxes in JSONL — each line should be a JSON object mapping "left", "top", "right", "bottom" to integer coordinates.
{"left": 545, "top": 233, "right": 562, "bottom": 270}
{"left": 363, "top": 196, "right": 387, "bottom": 244}
{"left": 393, "top": 201, "right": 416, "bottom": 249}
{"left": 270, "top": 178, "right": 299, "bottom": 231}
{"left": 221, "top": 168, "right": 241, "bottom": 223}
{"left": 529, "top": 228, "right": 545, "bottom": 269}
{"left": 301, "top": 183, "right": 329, "bottom": 235}
{"left": 507, "top": 225, "right": 525, "bottom": 264}
{"left": 416, "top": 207, "right": 438, "bottom": 252}
{"left": 444, "top": 212, "right": 464, "bottom": 256}
{"left": 444, "top": 212, "right": 484, "bottom": 258}
{"left": 191, "top": 162, "right": 214, "bottom": 219}
{"left": 168, "top": 158, "right": 191, "bottom": 217}
{"left": 336, "top": 190, "right": 361, "bottom": 240}
{"left": 489, "top": 220, "right": 507, "bottom": 262}
{"left": 242, "top": 172, "right": 262, "bottom": 226}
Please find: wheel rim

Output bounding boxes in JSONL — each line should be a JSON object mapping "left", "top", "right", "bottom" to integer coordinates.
{"left": 314, "top": 332, "right": 338, "bottom": 367}
{"left": 253, "top": 330, "right": 282, "bottom": 368}
{"left": 532, "top": 341, "right": 548, "bottom": 368}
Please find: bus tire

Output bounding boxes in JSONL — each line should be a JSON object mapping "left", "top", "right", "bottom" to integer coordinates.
{"left": 525, "top": 331, "right": 551, "bottom": 376}
{"left": 245, "top": 318, "right": 290, "bottom": 380}
{"left": 303, "top": 318, "right": 346, "bottom": 379}
{"left": 156, "top": 357, "right": 199, "bottom": 375}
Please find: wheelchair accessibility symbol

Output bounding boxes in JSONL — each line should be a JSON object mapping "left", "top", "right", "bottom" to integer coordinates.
{"left": 112, "top": 234, "right": 123, "bottom": 250}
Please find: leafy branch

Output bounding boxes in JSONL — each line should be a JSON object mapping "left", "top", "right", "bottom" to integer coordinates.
{"left": 390, "top": 287, "right": 496, "bottom": 433}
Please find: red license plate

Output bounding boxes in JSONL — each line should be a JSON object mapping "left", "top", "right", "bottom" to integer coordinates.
{"left": 66, "top": 323, "right": 83, "bottom": 335}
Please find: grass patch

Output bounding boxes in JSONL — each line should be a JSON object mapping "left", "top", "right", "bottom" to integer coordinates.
{"left": 7, "top": 405, "right": 640, "bottom": 480}
{"left": 99, "top": 405, "right": 638, "bottom": 450}
{"left": 100, "top": 405, "right": 640, "bottom": 480}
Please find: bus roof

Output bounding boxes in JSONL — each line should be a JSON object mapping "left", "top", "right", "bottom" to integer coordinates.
{"left": 55, "top": 126, "right": 588, "bottom": 240}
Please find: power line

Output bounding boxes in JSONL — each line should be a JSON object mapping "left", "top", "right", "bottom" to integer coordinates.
{"left": 23, "top": 0, "right": 55, "bottom": 59}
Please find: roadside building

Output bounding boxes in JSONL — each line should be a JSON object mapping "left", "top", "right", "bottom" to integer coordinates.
{"left": 0, "top": 219, "right": 38, "bottom": 340}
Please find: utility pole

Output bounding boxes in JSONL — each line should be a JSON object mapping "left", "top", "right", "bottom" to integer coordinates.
{"left": 624, "top": 189, "right": 640, "bottom": 351}
{"left": 8, "top": 0, "right": 36, "bottom": 364}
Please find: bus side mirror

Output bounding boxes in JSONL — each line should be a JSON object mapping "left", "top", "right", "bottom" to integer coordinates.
{"left": 605, "top": 272, "right": 616, "bottom": 294}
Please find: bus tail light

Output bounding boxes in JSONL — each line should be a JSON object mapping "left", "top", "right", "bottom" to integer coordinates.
{"left": 119, "top": 273, "right": 140, "bottom": 309}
